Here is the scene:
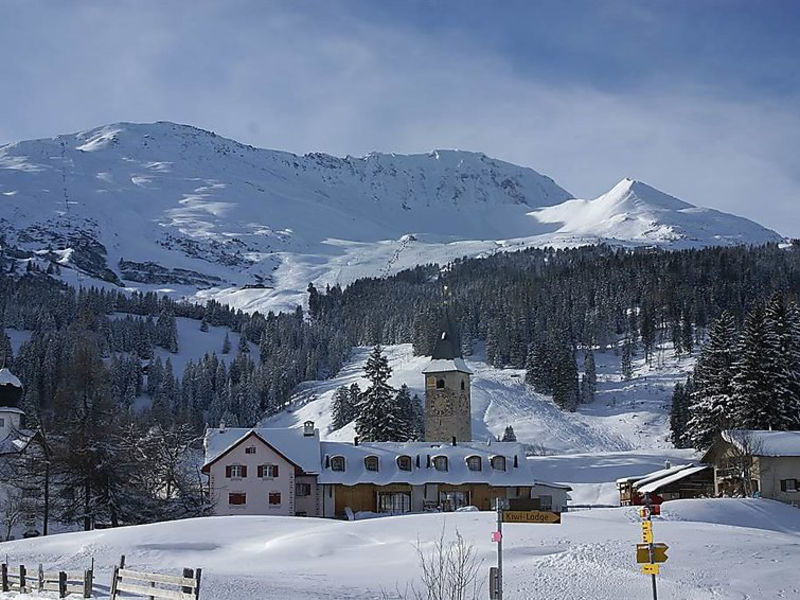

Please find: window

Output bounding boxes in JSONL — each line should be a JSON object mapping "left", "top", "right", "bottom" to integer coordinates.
{"left": 436, "top": 379, "right": 446, "bottom": 389}
{"left": 331, "top": 456, "right": 346, "bottom": 472}
{"left": 257, "top": 464, "right": 279, "bottom": 478}
{"left": 269, "top": 492, "right": 282, "bottom": 507}
{"left": 296, "top": 483, "right": 312, "bottom": 497}
{"left": 364, "top": 456, "right": 379, "bottom": 472}
{"left": 490, "top": 456, "right": 506, "bottom": 471}
{"left": 396, "top": 455, "right": 412, "bottom": 471}
{"left": 538, "top": 495, "right": 553, "bottom": 510}
{"left": 780, "top": 479, "right": 798, "bottom": 492}
{"left": 228, "top": 493, "right": 246, "bottom": 506}
{"left": 433, "top": 456, "right": 448, "bottom": 472}
{"left": 439, "top": 491, "right": 470, "bottom": 511}
{"left": 378, "top": 492, "right": 412, "bottom": 514}
{"left": 460, "top": 380, "right": 465, "bottom": 390}
{"left": 466, "top": 456, "right": 482, "bottom": 472}
{"left": 245, "top": 446, "right": 257, "bottom": 454}
{"left": 226, "top": 464, "right": 247, "bottom": 478}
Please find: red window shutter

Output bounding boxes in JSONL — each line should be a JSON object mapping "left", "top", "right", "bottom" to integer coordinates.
{"left": 257, "top": 465, "right": 264, "bottom": 478}
{"left": 226, "top": 465, "right": 232, "bottom": 478}
{"left": 274, "top": 465, "right": 279, "bottom": 478}
{"left": 241, "top": 465, "right": 248, "bottom": 478}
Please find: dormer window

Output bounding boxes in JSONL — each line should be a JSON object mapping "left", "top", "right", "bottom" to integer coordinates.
{"left": 436, "top": 379, "right": 446, "bottom": 389}
{"left": 490, "top": 456, "right": 507, "bottom": 471}
{"left": 245, "top": 446, "right": 257, "bottom": 454}
{"left": 397, "top": 455, "right": 412, "bottom": 471}
{"left": 466, "top": 456, "right": 482, "bottom": 472}
{"left": 365, "top": 456, "right": 379, "bottom": 472}
{"left": 331, "top": 456, "right": 346, "bottom": 472}
{"left": 433, "top": 456, "right": 448, "bottom": 472}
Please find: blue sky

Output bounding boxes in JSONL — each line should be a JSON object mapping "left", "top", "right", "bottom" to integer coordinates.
{"left": 1, "top": 0, "right": 798, "bottom": 234}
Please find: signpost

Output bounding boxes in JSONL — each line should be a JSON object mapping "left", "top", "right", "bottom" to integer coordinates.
{"left": 636, "top": 504, "right": 668, "bottom": 600}
{"left": 490, "top": 499, "right": 562, "bottom": 599}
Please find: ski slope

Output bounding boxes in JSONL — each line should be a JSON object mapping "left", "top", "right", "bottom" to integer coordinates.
{"left": 1, "top": 499, "right": 798, "bottom": 599}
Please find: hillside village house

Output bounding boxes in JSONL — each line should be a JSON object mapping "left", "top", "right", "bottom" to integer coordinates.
{"left": 702, "top": 430, "right": 800, "bottom": 505}
{"left": 616, "top": 462, "right": 713, "bottom": 506}
{"left": 202, "top": 321, "right": 571, "bottom": 518}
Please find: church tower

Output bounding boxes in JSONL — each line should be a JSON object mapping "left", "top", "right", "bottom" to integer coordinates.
{"left": 423, "top": 319, "right": 472, "bottom": 442}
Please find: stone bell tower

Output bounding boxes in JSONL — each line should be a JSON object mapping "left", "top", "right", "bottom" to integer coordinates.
{"left": 423, "top": 318, "right": 472, "bottom": 442}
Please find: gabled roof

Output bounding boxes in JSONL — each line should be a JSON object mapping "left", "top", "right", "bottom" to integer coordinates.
{"left": 0, "top": 428, "right": 37, "bottom": 456}
{"left": 720, "top": 430, "right": 800, "bottom": 457}
{"left": 631, "top": 464, "right": 695, "bottom": 489}
{"left": 0, "top": 368, "right": 22, "bottom": 388}
{"left": 636, "top": 465, "right": 710, "bottom": 494}
{"left": 203, "top": 426, "right": 321, "bottom": 474}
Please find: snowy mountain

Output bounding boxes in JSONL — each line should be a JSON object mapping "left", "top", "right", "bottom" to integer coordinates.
{"left": 0, "top": 122, "right": 783, "bottom": 313}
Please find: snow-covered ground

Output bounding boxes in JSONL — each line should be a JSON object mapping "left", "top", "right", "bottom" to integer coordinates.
{"left": 1, "top": 498, "right": 798, "bottom": 599}
{"left": 266, "top": 342, "right": 694, "bottom": 455}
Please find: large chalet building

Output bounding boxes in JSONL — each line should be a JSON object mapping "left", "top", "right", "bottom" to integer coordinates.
{"left": 203, "top": 323, "right": 571, "bottom": 518}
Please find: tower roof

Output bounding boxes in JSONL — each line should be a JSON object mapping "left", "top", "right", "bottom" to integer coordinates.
{"left": 431, "top": 318, "right": 462, "bottom": 360}
{"left": 0, "top": 367, "right": 23, "bottom": 409}
{"left": 0, "top": 368, "right": 21, "bottom": 388}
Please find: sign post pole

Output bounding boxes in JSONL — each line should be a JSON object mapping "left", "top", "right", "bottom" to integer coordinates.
{"left": 496, "top": 498, "right": 503, "bottom": 600}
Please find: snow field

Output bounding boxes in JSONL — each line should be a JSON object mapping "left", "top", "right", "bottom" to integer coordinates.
{"left": 266, "top": 342, "right": 695, "bottom": 456}
{"left": 1, "top": 499, "right": 799, "bottom": 599}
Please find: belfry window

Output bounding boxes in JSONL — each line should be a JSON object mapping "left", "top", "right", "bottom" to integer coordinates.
{"left": 436, "top": 379, "right": 446, "bottom": 389}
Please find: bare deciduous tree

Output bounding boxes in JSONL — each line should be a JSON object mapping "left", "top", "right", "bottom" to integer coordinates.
{"left": 1, "top": 488, "right": 25, "bottom": 541}
{"left": 386, "top": 526, "right": 485, "bottom": 600}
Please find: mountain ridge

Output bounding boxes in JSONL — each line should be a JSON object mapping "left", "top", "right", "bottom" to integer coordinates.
{"left": 0, "top": 121, "right": 784, "bottom": 313}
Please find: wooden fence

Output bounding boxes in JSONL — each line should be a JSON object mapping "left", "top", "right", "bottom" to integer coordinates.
{"left": 0, "top": 560, "right": 93, "bottom": 598}
{"left": 110, "top": 555, "right": 202, "bottom": 600}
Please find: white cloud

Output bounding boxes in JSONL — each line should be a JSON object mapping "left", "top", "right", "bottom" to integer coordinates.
{"left": 1, "top": 2, "right": 798, "bottom": 235}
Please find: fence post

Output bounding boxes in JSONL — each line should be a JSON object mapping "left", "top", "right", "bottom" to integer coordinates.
{"left": 83, "top": 568, "right": 92, "bottom": 598}
{"left": 109, "top": 565, "right": 120, "bottom": 600}
{"left": 19, "top": 564, "right": 26, "bottom": 593}
{"left": 1, "top": 562, "right": 8, "bottom": 592}
{"left": 58, "top": 571, "right": 67, "bottom": 598}
{"left": 149, "top": 579, "right": 156, "bottom": 600}
{"left": 38, "top": 563, "right": 44, "bottom": 592}
{"left": 194, "top": 568, "right": 202, "bottom": 600}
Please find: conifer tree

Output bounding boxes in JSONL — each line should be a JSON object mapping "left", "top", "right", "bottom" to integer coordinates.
{"left": 685, "top": 311, "right": 738, "bottom": 448}
{"left": 331, "top": 385, "right": 352, "bottom": 430}
{"left": 621, "top": 339, "right": 633, "bottom": 381}
{"left": 581, "top": 349, "right": 597, "bottom": 403}
{"left": 222, "top": 332, "right": 231, "bottom": 354}
{"left": 501, "top": 425, "right": 517, "bottom": 442}
{"left": 355, "top": 346, "right": 396, "bottom": 442}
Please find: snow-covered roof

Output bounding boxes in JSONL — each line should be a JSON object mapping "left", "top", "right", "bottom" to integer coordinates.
{"left": 204, "top": 426, "right": 322, "bottom": 474}
{"left": 318, "top": 440, "right": 560, "bottom": 487}
{"left": 722, "top": 430, "right": 800, "bottom": 457}
{"left": 0, "top": 368, "right": 22, "bottom": 388}
{"left": 0, "top": 428, "right": 36, "bottom": 456}
{"left": 637, "top": 465, "right": 710, "bottom": 494}
{"left": 0, "top": 407, "right": 24, "bottom": 415}
{"left": 628, "top": 464, "right": 694, "bottom": 489}
{"left": 422, "top": 358, "right": 473, "bottom": 374}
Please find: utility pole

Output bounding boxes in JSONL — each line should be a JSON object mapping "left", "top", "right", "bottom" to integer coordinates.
{"left": 496, "top": 497, "right": 503, "bottom": 600}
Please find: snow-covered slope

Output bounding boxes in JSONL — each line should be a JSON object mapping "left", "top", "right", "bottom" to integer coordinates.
{"left": 264, "top": 342, "right": 694, "bottom": 454}
{"left": 2, "top": 499, "right": 798, "bottom": 599}
{"left": 532, "top": 178, "right": 781, "bottom": 246}
{"left": 0, "top": 122, "right": 783, "bottom": 313}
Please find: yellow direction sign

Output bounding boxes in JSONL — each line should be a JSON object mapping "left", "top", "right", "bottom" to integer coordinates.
{"left": 641, "top": 522, "right": 653, "bottom": 544}
{"left": 502, "top": 510, "right": 561, "bottom": 524}
{"left": 636, "top": 543, "right": 669, "bottom": 564}
{"left": 641, "top": 563, "right": 660, "bottom": 575}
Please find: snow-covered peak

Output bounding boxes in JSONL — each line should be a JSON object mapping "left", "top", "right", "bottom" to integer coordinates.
{"left": 530, "top": 178, "right": 782, "bottom": 247}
